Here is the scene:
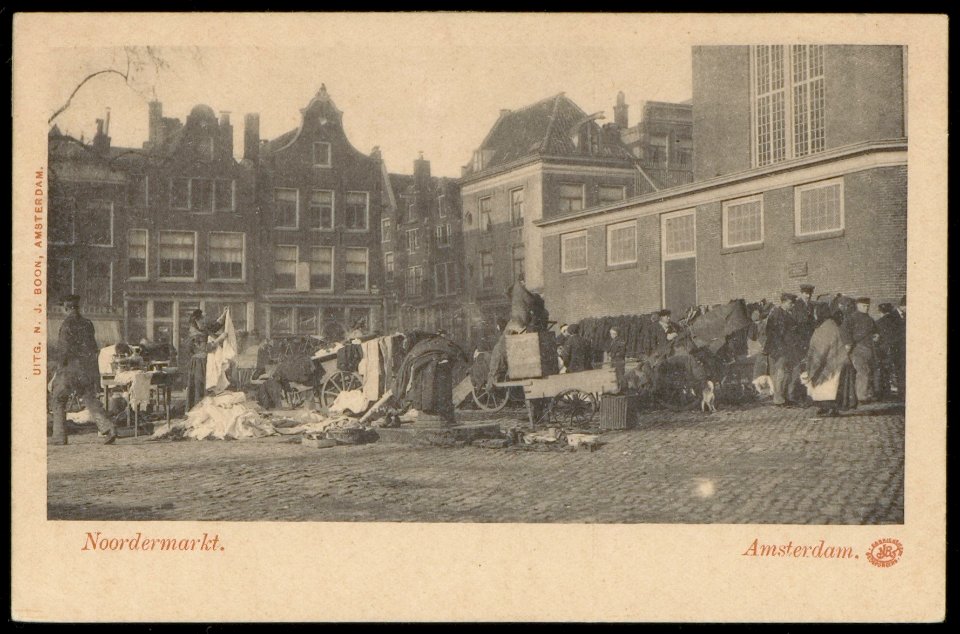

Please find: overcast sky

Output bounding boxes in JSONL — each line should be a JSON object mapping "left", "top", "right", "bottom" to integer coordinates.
{"left": 48, "top": 38, "right": 692, "bottom": 178}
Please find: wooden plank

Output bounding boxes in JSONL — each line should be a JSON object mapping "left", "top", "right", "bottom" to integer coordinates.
{"left": 452, "top": 376, "right": 474, "bottom": 406}
{"left": 521, "top": 366, "right": 618, "bottom": 400}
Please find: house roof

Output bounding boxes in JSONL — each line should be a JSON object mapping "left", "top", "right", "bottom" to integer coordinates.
{"left": 462, "top": 93, "right": 635, "bottom": 177}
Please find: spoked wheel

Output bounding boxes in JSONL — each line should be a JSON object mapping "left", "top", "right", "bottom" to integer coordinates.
{"left": 549, "top": 389, "right": 598, "bottom": 428}
{"left": 320, "top": 371, "right": 363, "bottom": 408}
{"left": 472, "top": 384, "right": 510, "bottom": 412}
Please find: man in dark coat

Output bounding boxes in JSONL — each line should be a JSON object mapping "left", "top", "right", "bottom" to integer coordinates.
{"left": 789, "top": 284, "right": 818, "bottom": 402}
{"left": 841, "top": 297, "right": 878, "bottom": 403}
{"left": 48, "top": 295, "right": 117, "bottom": 445}
{"left": 875, "top": 302, "right": 905, "bottom": 401}
{"left": 764, "top": 293, "right": 804, "bottom": 406}
{"left": 560, "top": 324, "right": 593, "bottom": 373}
{"left": 643, "top": 309, "right": 677, "bottom": 359}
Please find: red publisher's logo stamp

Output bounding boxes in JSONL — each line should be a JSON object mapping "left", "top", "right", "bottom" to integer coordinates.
{"left": 866, "top": 538, "right": 903, "bottom": 568}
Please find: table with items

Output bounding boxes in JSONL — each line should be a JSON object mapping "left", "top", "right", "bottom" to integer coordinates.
{"left": 101, "top": 363, "right": 177, "bottom": 436}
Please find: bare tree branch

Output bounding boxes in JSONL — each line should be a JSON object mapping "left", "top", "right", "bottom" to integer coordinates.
{"left": 48, "top": 68, "right": 129, "bottom": 125}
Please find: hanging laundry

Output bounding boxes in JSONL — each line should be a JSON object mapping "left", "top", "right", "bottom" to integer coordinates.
{"left": 205, "top": 309, "right": 238, "bottom": 392}
{"left": 358, "top": 338, "right": 382, "bottom": 403}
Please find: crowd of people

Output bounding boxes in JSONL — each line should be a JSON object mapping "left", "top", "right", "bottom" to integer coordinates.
{"left": 754, "top": 285, "right": 906, "bottom": 417}
{"left": 550, "top": 283, "right": 906, "bottom": 416}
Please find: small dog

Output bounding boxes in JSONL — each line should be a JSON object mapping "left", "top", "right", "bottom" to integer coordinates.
{"left": 701, "top": 380, "right": 717, "bottom": 413}
{"left": 752, "top": 375, "right": 775, "bottom": 398}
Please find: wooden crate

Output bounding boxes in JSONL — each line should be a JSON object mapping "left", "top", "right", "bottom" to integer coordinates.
{"left": 505, "top": 332, "right": 559, "bottom": 379}
{"left": 599, "top": 394, "right": 642, "bottom": 430}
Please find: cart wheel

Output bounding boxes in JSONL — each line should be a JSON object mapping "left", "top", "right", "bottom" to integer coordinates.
{"left": 320, "top": 371, "right": 363, "bottom": 408}
{"left": 472, "top": 384, "right": 510, "bottom": 412}
{"left": 549, "top": 389, "right": 597, "bottom": 428}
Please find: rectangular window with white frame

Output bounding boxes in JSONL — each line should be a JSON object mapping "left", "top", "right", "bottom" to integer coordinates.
{"left": 480, "top": 252, "right": 494, "bottom": 288}
{"left": 344, "top": 247, "right": 369, "bottom": 291}
{"left": 435, "top": 223, "right": 451, "bottom": 247}
{"left": 795, "top": 178, "right": 844, "bottom": 237}
{"left": 381, "top": 217, "right": 392, "bottom": 243}
{"left": 407, "top": 228, "right": 420, "bottom": 252}
{"left": 722, "top": 195, "right": 765, "bottom": 248}
{"left": 207, "top": 232, "right": 245, "bottom": 281}
{"left": 561, "top": 230, "right": 588, "bottom": 272}
{"left": 606, "top": 220, "right": 637, "bottom": 266}
{"left": 308, "top": 190, "right": 334, "bottom": 230}
{"left": 309, "top": 246, "right": 334, "bottom": 291}
{"left": 384, "top": 252, "right": 394, "bottom": 282}
{"left": 83, "top": 200, "right": 114, "bottom": 247}
{"left": 274, "top": 188, "right": 299, "bottom": 229}
{"left": 406, "top": 266, "right": 423, "bottom": 297}
{"left": 662, "top": 211, "right": 696, "bottom": 258}
{"left": 158, "top": 231, "right": 197, "bottom": 280}
{"left": 437, "top": 194, "right": 446, "bottom": 217}
{"left": 313, "top": 141, "right": 331, "bottom": 167}
{"left": 128, "top": 229, "right": 148, "bottom": 279}
{"left": 274, "top": 245, "right": 298, "bottom": 289}
{"left": 345, "top": 191, "right": 369, "bottom": 231}
{"left": 479, "top": 196, "right": 492, "bottom": 231}
{"left": 510, "top": 188, "right": 525, "bottom": 227}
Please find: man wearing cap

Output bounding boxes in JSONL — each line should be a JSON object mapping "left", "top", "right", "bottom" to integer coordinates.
{"left": 765, "top": 293, "right": 804, "bottom": 406}
{"left": 841, "top": 297, "right": 878, "bottom": 402}
{"left": 48, "top": 295, "right": 118, "bottom": 445}
{"left": 643, "top": 309, "right": 677, "bottom": 359}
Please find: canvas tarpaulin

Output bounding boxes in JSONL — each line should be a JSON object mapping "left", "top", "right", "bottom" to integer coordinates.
{"left": 686, "top": 300, "right": 752, "bottom": 353}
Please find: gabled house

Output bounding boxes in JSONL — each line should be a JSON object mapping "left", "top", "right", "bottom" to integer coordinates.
{"left": 381, "top": 155, "right": 464, "bottom": 342}
{"left": 459, "top": 93, "right": 639, "bottom": 347}
{"left": 256, "top": 85, "right": 385, "bottom": 340}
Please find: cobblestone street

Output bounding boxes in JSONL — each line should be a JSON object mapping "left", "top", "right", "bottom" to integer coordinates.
{"left": 47, "top": 402, "right": 904, "bottom": 524}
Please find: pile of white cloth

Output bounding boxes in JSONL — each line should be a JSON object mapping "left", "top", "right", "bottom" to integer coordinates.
{"left": 329, "top": 389, "right": 370, "bottom": 415}
{"left": 153, "top": 392, "right": 275, "bottom": 440}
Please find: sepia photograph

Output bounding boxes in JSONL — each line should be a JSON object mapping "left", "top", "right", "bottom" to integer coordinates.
{"left": 11, "top": 12, "right": 946, "bottom": 622}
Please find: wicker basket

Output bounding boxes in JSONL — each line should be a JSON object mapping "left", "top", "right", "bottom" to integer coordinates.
{"left": 325, "top": 427, "right": 365, "bottom": 445}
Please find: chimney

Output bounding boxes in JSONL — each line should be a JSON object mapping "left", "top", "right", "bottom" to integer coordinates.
{"left": 148, "top": 100, "right": 163, "bottom": 148}
{"left": 414, "top": 152, "right": 431, "bottom": 188}
{"left": 243, "top": 113, "right": 260, "bottom": 162}
{"left": 219, "top": 111, "right": 233, "bottom": 158}
{"left": 92, "top": 114, "right": 111, "bottom": 154}
{"left": 614, "top": 91, "right": 629, "bottom": 128}
{"left": 104, "top": 107, "right": 111, "bottom": 135}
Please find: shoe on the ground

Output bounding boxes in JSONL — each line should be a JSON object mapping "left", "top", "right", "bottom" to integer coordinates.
{"left": 102, "top": 430, "right": 118, "bottom": 445}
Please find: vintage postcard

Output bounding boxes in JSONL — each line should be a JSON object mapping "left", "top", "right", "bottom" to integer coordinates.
{"left": 11, "top": 12, "right": 947, "bottom": 622}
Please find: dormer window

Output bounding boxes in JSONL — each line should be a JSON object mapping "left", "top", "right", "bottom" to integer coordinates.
{"left": 473, "top": 150, "right": 483, "bottom": 171}
{"left": 313, "top": 142, "right": 331, "bottom": 167}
